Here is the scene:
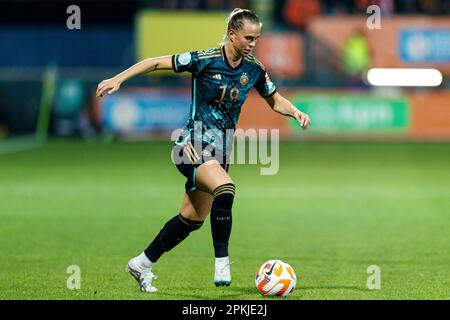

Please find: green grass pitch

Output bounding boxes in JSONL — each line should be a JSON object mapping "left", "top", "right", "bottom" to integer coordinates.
{"left": 1, "top": 140, "right": 449, "bottom": 299}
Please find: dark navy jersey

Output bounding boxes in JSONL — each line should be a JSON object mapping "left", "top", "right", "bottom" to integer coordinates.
{"left": 172, "top": 46, "right": 277, "bottom": 156}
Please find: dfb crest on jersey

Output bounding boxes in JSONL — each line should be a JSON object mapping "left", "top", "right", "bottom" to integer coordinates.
{"left": 240, "top": 73, "right": 249, "bottom": 86}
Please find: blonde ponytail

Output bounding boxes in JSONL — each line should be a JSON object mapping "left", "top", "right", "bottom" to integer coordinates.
{"left": 220, "top": 8, "right": 261, "bottom": 46}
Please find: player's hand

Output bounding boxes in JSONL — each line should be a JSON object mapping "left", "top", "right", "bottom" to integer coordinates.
{"left": 96, "top": 78, "right": 121, "bottom": 97}
{"left": 293, "top": 110, "right": 311, "bottom": 130}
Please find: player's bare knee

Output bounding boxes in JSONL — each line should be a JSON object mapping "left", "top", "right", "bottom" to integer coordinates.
{"left": 180, "top": 208, "right": 202, "bottom": 224}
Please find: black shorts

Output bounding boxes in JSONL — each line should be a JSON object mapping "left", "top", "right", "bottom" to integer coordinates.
{"left": 171, "top": 141, "right": 229, "bottom": 192}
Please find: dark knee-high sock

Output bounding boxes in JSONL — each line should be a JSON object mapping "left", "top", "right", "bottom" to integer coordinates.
{"left": 210, "top": 183, "right": 235, "bottom": 258}
{"left": 144, "top": 213, "right": 203, "bottom": 263}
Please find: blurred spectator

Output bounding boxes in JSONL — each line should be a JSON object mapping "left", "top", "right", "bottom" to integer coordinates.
{"left": 395, "top": 0, "right": 420, "bottom": 13}
{"left": 228, "top": 0, "right": 249, "bottom": 10}
{"left": 205, "top": 0, "right": 224, "bottom": 9}
{"left": 178, "top": 0, "right": 203, "bottom": 9}
{"left": 143, "top": 0, "right": 248, "bottom": 10}
{"left": 283, "top": 0, "right": 322, "bottom": 31}
{"left": 419, "top": 0, "right": 443, "bottom": 14}
{"left": 322, "top": 0, "right": 354, "bottom": 14}
{"left": 343, "top": 29, "right": 371, "bottom": 85}
{"left": 355, "top": 0, "right": 395, "bottom": 16}
{"left": 444, "top": 0, "right": 450, "bottom": 13}
{"left": 381, "top": 0, "right": 395, "bottom": 16}
{"left": 273, "top": 0, "right": 287, "bottom": 26}
{"left": 146, "top": 0, "right": 450, "bottom": 14}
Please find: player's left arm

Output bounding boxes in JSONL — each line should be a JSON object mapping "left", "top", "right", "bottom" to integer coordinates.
{"left": 264, "top": 92, "right": 311, "bottom": 130}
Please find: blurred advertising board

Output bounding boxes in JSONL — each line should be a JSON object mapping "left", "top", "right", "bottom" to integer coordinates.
{"left": 253, "top": 32, "right": 304, "bottom": 79}
{"left": 135, "top": 10, "right": 227, "bottom": 74}
{"left": 95, "top": 89, "right": 450, "bottom": 141}
{"left": 289, "top": 93, "right": 410, "bottom": 134}
{"left": 99, "top": 89, "right": 190, "bottom": 135}
{"left": 409, "top": 90, "right": 450, "bottom": 139}
{"left": 309, "top": 16, "right": 450, "bottom": 74}
{"left": 399, "top": 29, "right": 450, "bottom": 63}
{"left": 238, "top": 90, "right": 450, "bottom": 140}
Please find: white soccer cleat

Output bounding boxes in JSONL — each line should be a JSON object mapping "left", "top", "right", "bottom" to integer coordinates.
{"left": 126, "top": 257, "right": 158, "bottom": 293}
{"left": 214, "top": 257, "right": 232, "bottom": 287}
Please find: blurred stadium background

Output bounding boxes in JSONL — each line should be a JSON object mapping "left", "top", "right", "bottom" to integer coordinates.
{"left": 1, "top": 0, "right": 450, "bottom": 299}
{"left": 1, "top": 0, "right": 450, "bottom": 142}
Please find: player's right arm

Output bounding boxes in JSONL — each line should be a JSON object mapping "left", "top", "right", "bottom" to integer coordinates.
{"left": 96, "top": 55, "right": 173, "bottom": 97}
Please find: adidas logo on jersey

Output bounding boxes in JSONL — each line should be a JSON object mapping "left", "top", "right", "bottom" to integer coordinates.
{"left": 213, "top": 74, "right": 222, "bottom": 80}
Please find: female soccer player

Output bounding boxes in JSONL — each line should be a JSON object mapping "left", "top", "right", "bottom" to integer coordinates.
{"left": 96, "top": 8, "right": 310, "bottom": 293}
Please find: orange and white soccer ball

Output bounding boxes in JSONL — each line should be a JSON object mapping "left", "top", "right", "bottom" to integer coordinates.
{"left": 255, "top": 260, "right": 297, "bottom": 297}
